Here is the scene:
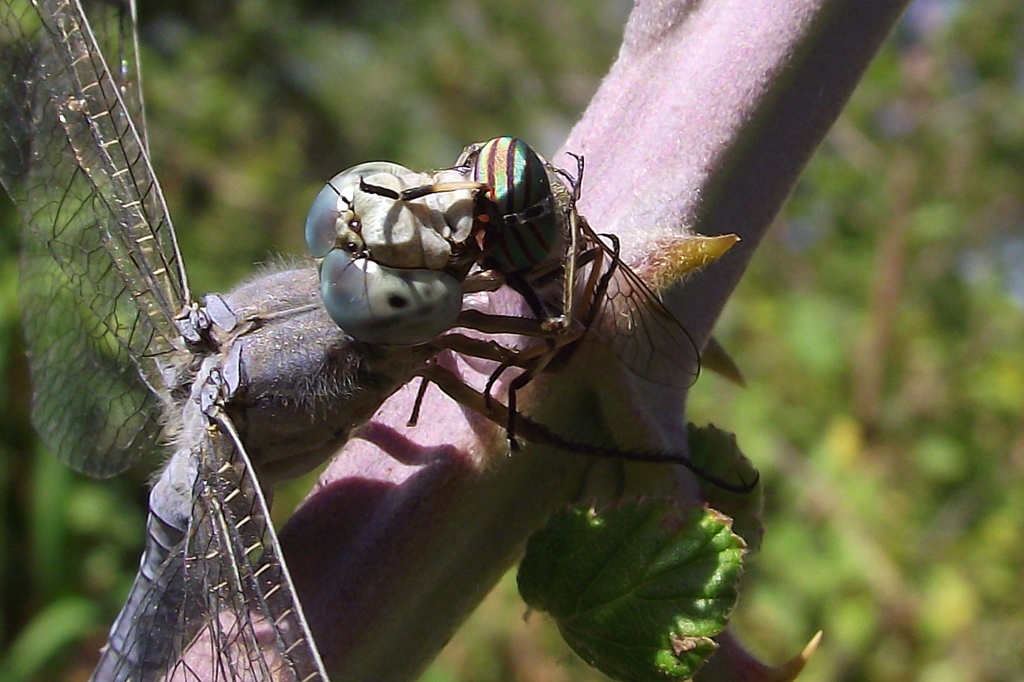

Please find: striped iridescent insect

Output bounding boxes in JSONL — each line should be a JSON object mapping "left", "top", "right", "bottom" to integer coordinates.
{"left": 456, "top": 138, "right": 748, "bottom": 394}
{"left": 458, "top": 136, "right": 578, "bottom": 331}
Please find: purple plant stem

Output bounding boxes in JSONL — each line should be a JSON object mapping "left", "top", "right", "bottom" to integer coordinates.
{"left": 280, "top": 1, "right": 910, "bottom": 681}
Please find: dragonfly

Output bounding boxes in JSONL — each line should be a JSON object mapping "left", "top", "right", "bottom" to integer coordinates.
{"left": 0, "top": 4, "right": 732, "bottom": 680}
{"left": 1, "top": 1, "right": 755, "bottom": 678}
{"left": 301, "top": 147, "right": 757, "bottom": 493}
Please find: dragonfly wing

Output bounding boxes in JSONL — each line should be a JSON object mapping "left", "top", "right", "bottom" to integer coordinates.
{"left": 90, "top": 518, "right": 189, "bottom": 680}
{"left": 582, "top": 223, "right": 701, "bottom": 390}
{"left": 92, "top": 410, "right": 330, "bottom": 682}
{"left": 80, "top": 0, "right": 150, "bottom": 152}
{"left": 175, "top": 411, "right": 330, "bottom": 682}
{"left": 0, "top": 0, "right": 190, "bottom": 476}
{"left": 19, "top": 230, "right": 166, "bottom": 477}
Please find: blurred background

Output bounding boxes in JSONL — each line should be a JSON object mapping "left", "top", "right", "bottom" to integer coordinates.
{"left": 1, "top": 0, "right": 1022, "bottom": 680}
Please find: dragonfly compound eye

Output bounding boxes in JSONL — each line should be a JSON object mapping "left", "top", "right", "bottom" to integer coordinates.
{"left": 306, "top": 181, "right": 350, "bottom": 258}
{"left": 319, "top": 248, "right": 462, "bottom": 346}
{"left": 305, "top": 162, "right": 416, "bottom": 258}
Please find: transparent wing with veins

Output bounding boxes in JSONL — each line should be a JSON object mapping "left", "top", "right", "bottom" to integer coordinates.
{"left": 0, "top": 2, "right": 334, "bottom": 680}
{"left": 538, "top": 157, "right": 701, "bottom": 391}
{"left": 92, "top": 408, "right": 329, "bottom": 682}
{"left": 0, "top": 0, "right": 189, "bottom": 477}
{"left": 573, "top": 213, "right": 701, "bottom": 391}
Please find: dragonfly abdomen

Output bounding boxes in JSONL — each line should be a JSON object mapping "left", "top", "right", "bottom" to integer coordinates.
{"left": 90, "top": 454, "right": 194, "bottom": 681}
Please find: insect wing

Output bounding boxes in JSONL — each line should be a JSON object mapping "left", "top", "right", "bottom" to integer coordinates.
{"left": 80, "top": 0, "right": 150, "bottom": 151}
{"left": 0, "top": 0, "right": 190, "bottom": 476}
{"left": 93, "top": 413, "right": 330, "bottom": 682}
{"left": 583, "top": 223, "right": 700, "bottom": 390}
{"left": 182, "top": 413, "right": 330, "bottom": 682}
{"left": 91, "top": 523, "right": 189, "bottom": 680}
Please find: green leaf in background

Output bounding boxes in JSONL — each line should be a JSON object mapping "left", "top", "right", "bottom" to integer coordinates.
{"left": 0, "top": 597, "right": 101, "bottom": 682}
{"left": 518, "top": 500, "right": 746, "bottom": 682}
{"left": 687, "top": 424, "right": 764, "bottom": 554}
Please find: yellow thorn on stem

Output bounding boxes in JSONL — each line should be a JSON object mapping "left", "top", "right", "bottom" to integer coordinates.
{"left": 768, "top": 631, "right": 823, "bottom": 682}
{"left": 645, "top": 233, "right": 740, "bottom": 295}
{"left": 701, "top": 336, "right": 746, "bottom": 387}
{"left": 697, "top": 630, "right": 822, "bottom": 682}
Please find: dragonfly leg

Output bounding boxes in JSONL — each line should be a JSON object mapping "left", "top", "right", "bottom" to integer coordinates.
{"left": 416, "top": 364, "right": 759, "bottom": 494}
{"left": 435, "top": 327, "right": 559, "bottom": 449}
{"left": 408, "top": 328, "right": 531, "bottom": 428}
{"left": 481, "top": 336, "right": 563, "bottom": 449}
{"left": 454, "top": 310, "right": 568, "bottom": 339}
{"left": 461, "top": 268, "right": 505, "bottom": 294}
{"left": 433, "top": 331, "right": 526, "bottom": 361}
{"left": 413, "top": 362, "right": 537, "bottom": 451}
{"left": 407, "top": 376, "right": 431, "bottom": 428}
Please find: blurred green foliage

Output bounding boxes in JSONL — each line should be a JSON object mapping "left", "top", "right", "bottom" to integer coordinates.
{"left": 1, "top": 0, "right": 1022, "bottom": 681}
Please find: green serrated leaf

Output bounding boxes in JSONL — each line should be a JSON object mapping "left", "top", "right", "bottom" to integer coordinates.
{"left": 518, "top": 500, "right": 746, "bottom": 682}
{"left": 687, "top": 424, "right": 764, "bottom": 553}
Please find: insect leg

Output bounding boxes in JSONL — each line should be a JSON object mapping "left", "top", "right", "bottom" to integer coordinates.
{"left": 406, "top": 377, "right": 431, "bottom": 428}
{"left": 434, "top": 330, "right": 560, "bottom": 448}
{"left": 416, "top": 364, "right": 758, "bottom": 494}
